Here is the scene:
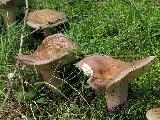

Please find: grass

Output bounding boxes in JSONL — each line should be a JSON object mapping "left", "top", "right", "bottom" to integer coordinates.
{"left": 0, "top": 0, "right": 160, "bottom": 119}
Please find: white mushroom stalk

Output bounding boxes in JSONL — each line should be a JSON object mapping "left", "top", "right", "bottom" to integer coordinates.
{"left": 79, "top": 55, "right": 156, "bottom": 112}
{"left": 16, "top": 33, "right": 79, "bottom": 89}
{"left": 0, "top": 0, "right": 16, "bottom": 27}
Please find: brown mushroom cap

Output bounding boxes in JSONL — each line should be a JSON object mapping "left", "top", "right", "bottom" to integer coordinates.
{"left": 16, "top": 33, "right": 78, "bottom": 88}
{"left": 16, "top": 33, "right": 78, "bottom": 68}
{"left": 27, "top": 9, "right": 68, "bottom": 29}
{"left": 146, "top": 108, "right": 160, "bottom": 120}
{"left": 79, "top": 55, "right": 155, "bottom": 91}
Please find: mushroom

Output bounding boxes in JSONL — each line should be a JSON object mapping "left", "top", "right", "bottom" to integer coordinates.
{"left": 16, "top": 33, "right": 79, "bottom": 88}
{"left": 146, "top": 108, "right": 160, "bottom": 120}
{"left": 79, "top": 55, "right": 156, "bottom": 111}
{"left": 0, "top": 0, "right": 16, "bottom": 27}
{"left": 26, "top": 9, "right": 68, "bottom": 36}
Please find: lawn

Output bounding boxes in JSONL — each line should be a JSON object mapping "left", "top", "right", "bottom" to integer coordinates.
{"left": 0, "top": 0, "right": 160, "bottom": 119}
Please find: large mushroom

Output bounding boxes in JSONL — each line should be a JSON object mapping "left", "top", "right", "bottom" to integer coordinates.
{"left": 78, "top": 55, "right": 156, "bottom": 111}
{"left": 146, "top": 108, "right": 160, "bottom": 120}
{"left": 16, "top": 33, "right": 78, "bottom": 88}
{"left": 26, "top": 9, "right": 68, "bottom": 36}
{"left": 0, "top": 0, "right": 16, "bottom": 27}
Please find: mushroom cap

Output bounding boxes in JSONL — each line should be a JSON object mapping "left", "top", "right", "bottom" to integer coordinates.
{"left": 27, "top": 9, "right": 68, "bottom": 29}
{"left": 16, "top": 33, "right": 78, "bottom": 69}
{"left": 79, "top": 55, "right": 156, "bottom": 91}
{"left": 146, "top": 108, "right": 160, "bottom": 120}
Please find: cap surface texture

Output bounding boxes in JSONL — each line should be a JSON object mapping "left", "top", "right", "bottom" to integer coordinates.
{"left": 27, "top": 9, "right": 67, "bottom": 29}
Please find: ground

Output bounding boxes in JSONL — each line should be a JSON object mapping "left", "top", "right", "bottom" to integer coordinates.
{"left": 0, "top": 0, "right": 160, "bottom": 119}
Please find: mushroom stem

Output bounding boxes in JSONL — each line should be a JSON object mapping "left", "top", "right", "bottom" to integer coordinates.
{"left": 43, "top": 28, "right": 54, "bottom": 36}
{"left": 105, "top": 80, "right": 128, "bottom": 112}
{"left": 3, "top": 0, "right": 16, "bottom": 27}
{"left": 39, "top": 70, "right": 62, "bottom": 88}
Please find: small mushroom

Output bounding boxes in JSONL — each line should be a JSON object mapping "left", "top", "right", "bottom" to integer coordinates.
{"left": 16, "top": 33, "right": 78, "bottom": 88}
{"left": 146, "top": 108, "right": 160, "bottom": 120}
{"left": 0, "top": 0, "right": 16, "bottom": 27}
{"left": 27, "top": 9, "right": 68, "bottom": 36}
{"left": 79, "top": 55, "right": 156, "bottom": 111}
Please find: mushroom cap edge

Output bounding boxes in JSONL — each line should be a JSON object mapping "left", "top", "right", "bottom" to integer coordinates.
{"left": 79, "top": 55, "right": 156, "bottom": 91}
